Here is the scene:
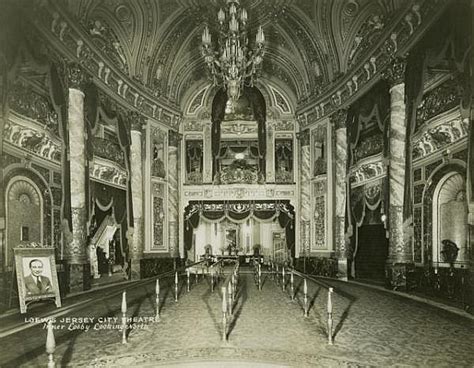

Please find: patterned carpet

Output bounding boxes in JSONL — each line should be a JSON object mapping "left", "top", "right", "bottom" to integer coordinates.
{"left": 1, "top": 270, "right": 473, "bottom": 367}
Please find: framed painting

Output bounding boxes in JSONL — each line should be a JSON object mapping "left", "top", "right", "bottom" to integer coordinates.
{"left": 14, "top": 243, "right": 61, "bottom": 314}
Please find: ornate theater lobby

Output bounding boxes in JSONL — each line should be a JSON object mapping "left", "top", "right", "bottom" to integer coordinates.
{"left": 0, "top": 0, "right": 473, "bottom": 366}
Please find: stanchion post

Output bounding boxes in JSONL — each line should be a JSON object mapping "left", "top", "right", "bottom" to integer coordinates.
{"left": 211, "top": 269, "right": 215, "bottom": 293}
{"left": 228, "top": 282, "right": 233, "bottom": 315}
{"left": 121, "top": 291, "right": 127, "bottom": 344}
{"left": 276, "top": 264, "right": 279, "bottom": 286}
{"left": 187, "top": 268, "right": 190, "bottom": 292}
{"left": 282, "top": 266, "right": 286, "bottom": 291}
{"left": 327, "top": 287, "right": 334, "bottom": 345}
{"left": 303, "top": 279, "right": 308, "bottom": 317}
{"left": 46, "top": 319, "right": 55, "bottom": 368}
{"left": 175, "top": 272, "right": 179, "bottom": 302}
{"left": 290, "top": 271, "right": 294, "bottom": 301}
{"left": 222, "top": 287, "right": 227, "bottom": 341}
{"left": 155, "top": 279, "right": 161, "bottom": 321}
{"left": 258, "top": 264, "right": 262, "bottom": 291}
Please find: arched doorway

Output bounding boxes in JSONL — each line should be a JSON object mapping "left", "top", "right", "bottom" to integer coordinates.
{"left": 5, "top": 177, "right": 43, "bottom": 269}
{"left": 432, "top": 172, "right": 468, "bottom": 267}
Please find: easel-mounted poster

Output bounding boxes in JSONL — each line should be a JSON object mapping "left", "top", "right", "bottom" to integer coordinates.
{"left": 14, "top": 243, "right": 61, "bottom": 314}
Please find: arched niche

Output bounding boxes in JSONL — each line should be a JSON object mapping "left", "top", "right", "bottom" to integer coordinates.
{"left": 432, "top": 172, "right": 469, "bottom": 267}
{"left": 5, "top": 177, "right": 44, "bottom": 268}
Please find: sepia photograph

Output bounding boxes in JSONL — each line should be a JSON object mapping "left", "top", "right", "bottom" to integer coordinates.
{"left": 0, "top": 0, "right": 473, "bottom": 366}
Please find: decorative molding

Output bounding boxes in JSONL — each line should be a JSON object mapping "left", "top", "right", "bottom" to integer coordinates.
{"left": 273, "top": 120, "right": 294, "bottom": 131}
{"left": 330, "top": 108, "right": 348, "bottom": 129}
{"left": 412, "top": 113, "right": 468, "bottom": 161}
{"left": 350, "top": 154, "right": 386, "bottom": 187}
{"left": 90, "top": 157, "right": 127, "bottom": 188}
{"left": 66, "top": 62, "right": 89, "bottom": 91}
{"left": 32, "top": 4, "right": 181, "bottom": 127}
{"left": 297, "top": 1, "right": 447, "bottom": 126}
{"left": 4, "top": 114, "right": 62, "bottom": 164}
{"left": 183, "top": 184, "right": 296, "bottom": 201}
{"left": 92, "top": 137, "right": 125, "bottom": 167}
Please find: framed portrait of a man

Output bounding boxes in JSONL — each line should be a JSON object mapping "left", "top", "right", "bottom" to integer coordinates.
{"left": 14, "top": 243, "right": 61, "bottom": 314}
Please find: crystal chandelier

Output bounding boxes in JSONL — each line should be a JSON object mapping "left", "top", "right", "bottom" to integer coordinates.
{"left": 201, "top": 0, "right": 265, "bottom": 101}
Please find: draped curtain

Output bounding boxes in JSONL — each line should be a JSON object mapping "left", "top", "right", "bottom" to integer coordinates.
{"left": 183, "top": 201, "right": 295, "bottom": 253}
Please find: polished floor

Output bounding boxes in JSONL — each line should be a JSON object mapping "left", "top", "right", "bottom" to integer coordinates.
{"left": 0, "top": 268, "right": 473, "bottom": 367}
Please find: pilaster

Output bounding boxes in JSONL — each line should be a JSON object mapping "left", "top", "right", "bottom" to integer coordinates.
{"left": 297, "top": 129, "right": 311, "bottom": 258}
{"left": 331, "top": 108, "right": 348, "bottom": 280}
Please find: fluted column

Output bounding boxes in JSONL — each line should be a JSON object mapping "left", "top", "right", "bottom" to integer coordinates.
{"left": 383, "top": 58, "right": 412, "bottom": 289}
{"left": 331, "top": 109, "right": 348, "bottom": 280}
{"left": 203, "top": 122, "right": 212, "bottom": 183}
{"left": 298, "top": 129, "right": 311, "bottom": 258}
{"left": 66, "top": 63, "right": 89, "bottom": 291}
{"left": 129, "top": 115, "right": 145, "bottom": 280}
{"left": 168, "top": 130, "right": 181, "bottom": 257}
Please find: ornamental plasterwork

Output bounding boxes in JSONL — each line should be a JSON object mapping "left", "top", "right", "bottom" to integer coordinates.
{"left": 412, "top": 117, "right": 468, "bottom": 161}
{"left": 187, "top": 86, "right": 209, "bottom": 115}
{"left": 273, "top": 121, "right": 294, "bottom": 131}
{"left": 4, "top": 115, "right": 62, "bottom": 164}
{"left": 184, "top": 120, "right": 205, "bottom": 132}
{"left": 297, "top": 1, "right": 444, "bottom": 126}
{"left": 350, "top": 154, "right": 386, "bottom": 187}
{"left": 269, "top": 85, "right": 291, "bottom": 114}
{"left": 221, "top": 121, "right": 258, "bottom": 137}
{"left": 34, "top": 4, "right": 180, "bottom": 127}
{"left": 90, "top": 157, "right": 127, "bottom": 188}
{"left": 183, "top": 184, "right": 295, "bottom": 201}
{"left": 8, "top": 81, "right": 60, "bottom": 136}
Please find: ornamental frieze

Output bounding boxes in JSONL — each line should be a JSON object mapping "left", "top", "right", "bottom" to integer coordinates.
{"left": 354, "top": 133, "right": 383, "bottom": 163}
{"left": 273, "top": 121, "right": 294, "bottom": 131}
{"left": 350, "top": 155, "right": 386, "bottom": 187}
{"left": 183, "top": 185, "right": 295, "bottom": 201}
{"left": 35, "top": 5, "right": 180, "bottom": 128}
{"left": 4, "top": 117, "right": 61, "bottom": 163}
{"left": 297, "top": 1, "right": 445, "bottom": 126}
{"left": 90, "top": 157, "right": 127, "bottom": 188}
{"left": 412, "top": 117, "right": 468, "bottom": 161}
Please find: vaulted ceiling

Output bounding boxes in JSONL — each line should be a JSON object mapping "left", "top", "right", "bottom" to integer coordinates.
{"left": 56, "top": 0, "right": 407, "bottom": 111}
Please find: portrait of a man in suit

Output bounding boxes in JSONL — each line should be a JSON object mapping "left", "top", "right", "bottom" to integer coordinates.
{"left": 24, "top": 259, "right": 52, "bottom": 295}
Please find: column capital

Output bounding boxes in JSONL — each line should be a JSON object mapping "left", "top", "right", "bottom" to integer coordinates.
{"left": 330, "top": 108, "right": 348, "bottom": 129}
{"left": 296, "top": 129, "right": 310, "bottom": 146}
{"left": 382, "top": 57, "right": 406, "bottom": 87}
{"left": 168, "top": 129, "right": 182, "bottom": 147}
{"left": 129, "top": 111, "right": 146, "bottom": 133}
{"left": 66, "top": 62, "right": 89, "bottom": 91}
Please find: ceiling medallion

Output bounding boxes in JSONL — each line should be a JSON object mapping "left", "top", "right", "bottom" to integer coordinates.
{"left": 201, "top": 0, "right": 265, "bottom": 102}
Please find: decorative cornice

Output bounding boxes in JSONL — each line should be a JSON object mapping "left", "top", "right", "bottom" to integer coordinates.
{"left": 31, "top": 3, "right": 181, "bottom": 128}
{"left": 129, "top": 111, "right": 146, "bottom": 133}
{"left": 296, "top": 1, "right": 449, "bottom": 127}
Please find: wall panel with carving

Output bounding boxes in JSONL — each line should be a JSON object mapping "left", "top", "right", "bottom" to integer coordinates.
{"left": 275, "top": 138, "right": 293, "bottom": 184}
{"left": 185, "top": 140, "right": 203, "bottom": 184}
{"left": 312, "top": 180, "right": 327, "bottom": 251}
{"left": 151, "top": 127, "right": 167, "bottom": 179}
{"left": 151, "top": 183, "right": 167, "bottom": 252}
{"left": 312, "top": 124, "right": 327, "bottom": 177}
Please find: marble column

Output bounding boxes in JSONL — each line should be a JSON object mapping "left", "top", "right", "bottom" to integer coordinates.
{"left": 202, "top": 122, "right": 212, "bottom": 183}
{"left": 298, "top": 129, "right": 311, "bottom": 259}
{"left": 168, "top": 130, "right": 181, "bottom": 258}
{"left": 383, "top": 58, "right": 412, "bottom": 289}
{"left": 331, "top": 109, "right": 348, "bottom": 280}
{"left": 129, "top": 115, "right": 145, "bottom": 280}
{"left": 66, "top": 63, "right": 89, "bottom": 292}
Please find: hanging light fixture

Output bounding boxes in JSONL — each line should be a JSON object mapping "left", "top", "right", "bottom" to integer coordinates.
{"left": 201, "top": 0, "right": 265, "bottom": 102}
